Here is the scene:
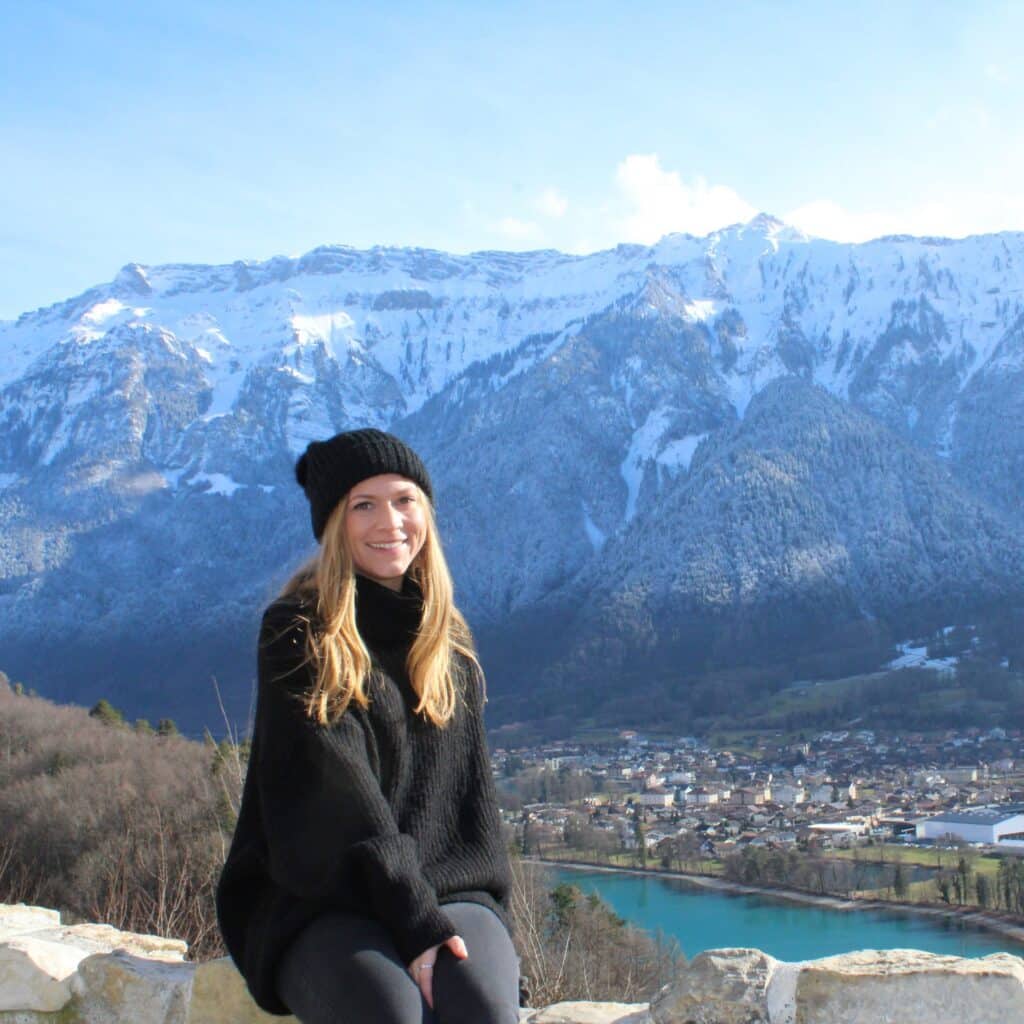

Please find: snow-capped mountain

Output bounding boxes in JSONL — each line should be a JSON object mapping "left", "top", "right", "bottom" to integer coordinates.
{"left": 2, "top": 215, "right": 1023, "bottom": 732}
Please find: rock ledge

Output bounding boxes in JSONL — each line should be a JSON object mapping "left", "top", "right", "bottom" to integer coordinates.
{"left": 3, "top": 904, "right": 1023, "bottom": 1023}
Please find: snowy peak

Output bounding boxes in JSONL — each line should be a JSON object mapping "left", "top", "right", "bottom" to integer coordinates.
{"left": 746, "top": 211, "right": 787, "bottom": 233}
{"left": 711, "top": 212, "right": 811, "bottom": 252}
{"left": 113, "top": 263, "right": 153, "bottom": 297}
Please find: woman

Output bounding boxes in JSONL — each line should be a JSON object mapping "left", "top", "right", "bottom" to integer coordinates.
{"left": 216, "top": 428, "right": 519, "bottom": 1023}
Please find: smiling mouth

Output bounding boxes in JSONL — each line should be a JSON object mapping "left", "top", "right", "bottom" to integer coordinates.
{"left": 368, "top": 541, "right": 405, "bottom": 550}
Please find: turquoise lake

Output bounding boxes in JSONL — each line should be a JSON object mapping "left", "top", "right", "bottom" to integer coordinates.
{"left": 551, "top": 867, "right": 1024, "bottom": 961}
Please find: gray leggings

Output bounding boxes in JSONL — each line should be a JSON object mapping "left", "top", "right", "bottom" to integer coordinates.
{"left": 276, "top": 902, "right": 520, "bottom": 1024}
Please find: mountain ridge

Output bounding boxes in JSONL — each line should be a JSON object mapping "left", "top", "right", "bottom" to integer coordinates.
{"left": 2, "top": 217, "right": 1023, "bottom": 733}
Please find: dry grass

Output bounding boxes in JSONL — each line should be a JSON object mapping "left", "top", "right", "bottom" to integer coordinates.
{"left": 0, "top": 680, "right": 244, "bottom": 959}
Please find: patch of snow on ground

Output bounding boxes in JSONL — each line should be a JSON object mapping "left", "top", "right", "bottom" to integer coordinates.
{"left": 657, "top": 433, "right": 708, "bottom": 473}
{"left": 886, "top": 643, "right": 958, "bottom": 673}
{"left": 162, "top": 467, "right": 190, "bottom": 489}
{"left": 621, "top": 406, "right": 674, "bottom": 522}
{"left": 81, "top": 299, "right": 128, "bottom": 325}
{"left": 683, "top": 300, "right": 716, "bottom": 322}
{"left": 205, "top": 361, "right": 246, "bottom": 417}
{"left": 191, "top": 472, "right": 243, "bottom": 496}
{"left": 181, "top": 320, "right": 232, "bottom": 359}
{"left": 68, "top": 325, "right": 105, "bottom": 345}
{"left": 278, "top": 365, "right": 315, "bottom": 384}
{"left": 289, "top": 312, "right": 355, "bottom": 357}
{"left": 39, "top": 418, "right": 73, "bottom": 465}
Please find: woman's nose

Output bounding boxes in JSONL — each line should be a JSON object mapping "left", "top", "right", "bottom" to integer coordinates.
{"left": 381, "top": 502, "right": 403, "bottom": 528}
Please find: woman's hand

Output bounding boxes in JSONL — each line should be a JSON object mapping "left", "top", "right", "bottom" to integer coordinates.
{"left": 408, "top": 935, "right": 468, "bottom": 1008}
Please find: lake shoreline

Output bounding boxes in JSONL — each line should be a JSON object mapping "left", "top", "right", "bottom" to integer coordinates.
{"left": 531, "top": 856, "right": 1024, "bottom": 950}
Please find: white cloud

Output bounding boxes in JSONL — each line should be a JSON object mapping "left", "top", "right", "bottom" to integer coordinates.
{"left": 615, "top": 154, "right": 758, "bottom": 243}
{"left": 478, "top": 151, "right": 1024, "bottom": 257}
{"left": 783, "top": 200, "right": 898, "bottom": 243}
{"left": 536, "top": 187, "right": 568, "bottom": 218}
{"left": 785, "top": 192, "right": 1024, "bottom": 243}
{"left": 495, "top": 216, "right": 542, "bottom": 241}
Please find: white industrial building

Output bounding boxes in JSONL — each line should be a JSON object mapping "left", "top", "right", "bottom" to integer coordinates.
{"left": 916, "top": 806, "right": 1024, "bottom": 847}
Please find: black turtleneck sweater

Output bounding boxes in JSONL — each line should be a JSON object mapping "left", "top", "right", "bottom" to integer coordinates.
{"left": 216, "top": 575, "right": 511, "bottom": 1016}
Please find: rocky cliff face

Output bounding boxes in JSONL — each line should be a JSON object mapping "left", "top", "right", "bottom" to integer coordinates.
{"left": 2, "top": 218, "right": 1023, "bottom": 730}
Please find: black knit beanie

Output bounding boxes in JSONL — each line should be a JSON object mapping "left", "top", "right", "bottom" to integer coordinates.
{"left": 294, "top": 428, "right": 433, "bottom": 542}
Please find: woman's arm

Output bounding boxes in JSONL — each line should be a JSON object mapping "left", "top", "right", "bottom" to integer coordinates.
{"left": 252, "top": 602, "right": 457, "bottom": 963}
{"left": 449, "top": 660, "right": 513, "bottom": 908}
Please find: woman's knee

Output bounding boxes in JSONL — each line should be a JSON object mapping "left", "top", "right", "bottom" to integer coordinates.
{"left": 443, "top": 902, "right": 517, "bottom": 957}
{"left": 434, "top": 967, "right": 519, "bottom": 1024}
{"left": 276, "top": 913, "right": 429, "bottom": 1024}
{"left": 434, "top": 903, "right": 519, "bottom": 1024}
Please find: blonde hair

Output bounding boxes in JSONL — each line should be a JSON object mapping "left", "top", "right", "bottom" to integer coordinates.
{"left": 280, "top": 484, "right": 480, "bottom": 727}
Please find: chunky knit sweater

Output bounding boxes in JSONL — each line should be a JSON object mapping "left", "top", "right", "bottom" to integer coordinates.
{"left": 216, "top": 575, "right": 512, "bottom": 1015}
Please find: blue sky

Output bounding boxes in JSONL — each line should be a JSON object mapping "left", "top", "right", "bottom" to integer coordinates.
{"left": 2, "top": 0, "right": 1023, "bottom": 319}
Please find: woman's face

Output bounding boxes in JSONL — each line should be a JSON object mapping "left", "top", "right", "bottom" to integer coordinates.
{"left": 343, "top": 474, "right": 428, "bottom": 591}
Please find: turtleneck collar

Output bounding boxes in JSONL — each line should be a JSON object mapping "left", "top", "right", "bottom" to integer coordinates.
{"left": 354, "top": 573, "right": 424, "bottom": 656}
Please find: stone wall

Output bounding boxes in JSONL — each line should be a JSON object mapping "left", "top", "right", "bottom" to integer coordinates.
{"left": 2, "top": 903, "right": 1023, "bottom": 1023}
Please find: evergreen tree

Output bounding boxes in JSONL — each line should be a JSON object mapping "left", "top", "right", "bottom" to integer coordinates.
{"left": 976, "top": 874, "right": 990, "bottom": 908}
{"left": 956, "top": 857, "right": 972, "bottom": 906}
{"left": 892, "top": 861, "right": 907, "bottom": 899}
{"left": 633, "top": 811, "right": 648, "bottom": 870}
{"left": 89, "top": 699, "right": 124, "bottom": 727}
{"left": 549, "top": 883, "right": 578, "bottom": 929}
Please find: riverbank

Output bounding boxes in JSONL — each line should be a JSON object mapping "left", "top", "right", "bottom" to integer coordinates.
{"left": 531, "top": 856, "right": 1024, "bottom": 949}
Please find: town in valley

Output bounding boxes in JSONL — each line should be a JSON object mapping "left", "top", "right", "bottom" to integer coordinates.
{"left": 492, "top": 722, "right": 1024, "bottom": 911}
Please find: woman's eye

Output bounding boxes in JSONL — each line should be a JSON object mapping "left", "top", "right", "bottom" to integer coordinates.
{"left": 399, "top": 495, "right": 416, "bottom": 505}
{"left": 352, "top": 501, "right": 373, "bottom": 511}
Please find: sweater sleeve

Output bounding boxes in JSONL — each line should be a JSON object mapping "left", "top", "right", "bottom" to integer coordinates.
{"left": 454, "top": 660, "right": 513, "bottom": 911}
{"left": 252, "top": 602, "right": 457, "bottom": 963}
